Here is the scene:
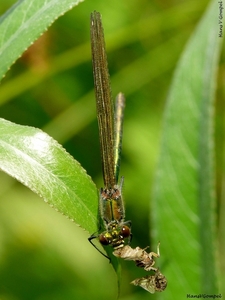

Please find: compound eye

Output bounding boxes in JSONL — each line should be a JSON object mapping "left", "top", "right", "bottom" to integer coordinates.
{"left": 121, "top": 225, "right": 130, "bottom": 238}
{"left": 99, "top": 234, "right": 110, "bottom": 245}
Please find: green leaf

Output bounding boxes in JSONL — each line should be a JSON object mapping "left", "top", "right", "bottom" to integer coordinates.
{"left": 0, "top": 118, "right": 98, "bottom": 234}
{"left": 152, "top": 0, "right": 223, "bottom": 297}
{"left": 0, "top": 0, "right": 83, "bottom": 80}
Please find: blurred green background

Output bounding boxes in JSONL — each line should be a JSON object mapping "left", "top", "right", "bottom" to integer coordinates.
{"left": 0, "top": 0, "right": 224, "bottom": 299}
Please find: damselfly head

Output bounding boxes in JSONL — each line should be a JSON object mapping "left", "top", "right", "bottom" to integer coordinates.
{"left": 99, "top": 222, "right": 131, "bottom": 247}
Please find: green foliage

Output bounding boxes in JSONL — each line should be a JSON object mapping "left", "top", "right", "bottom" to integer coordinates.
{"left": 0, "top": 0, "right": 83, "bottom": 80}
{"left": 152, "top": 0, "right": 224, "bottom": 298}
{"left": 0, "top": 0, "right": 224, "bottom": 299}
{"left": 0, "top": 118, "right": 98, "bottom": 233}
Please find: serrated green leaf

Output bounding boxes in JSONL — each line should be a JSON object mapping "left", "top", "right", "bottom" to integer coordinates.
{"left": 152, "top": 0, "right": 223, "bottom": 298}
{"left": 0, "top": 118, "right": 98, "bottom": 234}
{"left": 0, "top": 0, "right": 83, "bottom": 80}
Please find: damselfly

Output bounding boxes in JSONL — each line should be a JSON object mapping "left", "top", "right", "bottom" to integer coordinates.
{"left": 88, "top": 11, "right": 132, "bottom": 259}
{"left": 88, "top": 11, "right": 167, "bottom": 294}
